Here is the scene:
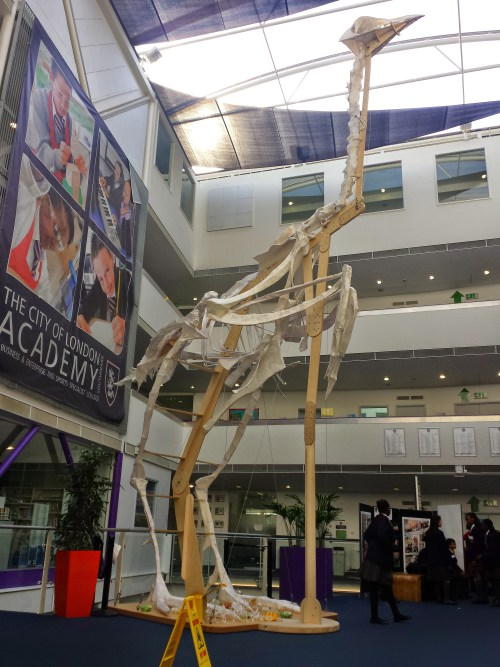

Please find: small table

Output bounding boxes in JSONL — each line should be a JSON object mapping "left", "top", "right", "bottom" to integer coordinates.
{"left": 392, "top": 573, "right": 422, "bottom": 602}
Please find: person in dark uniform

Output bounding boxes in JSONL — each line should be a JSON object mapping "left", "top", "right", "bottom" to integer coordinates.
{"left": 361, "top": 499, "right": 410, "bottom": 624}
{"left": 482, "top": 519, "right": 500, "bottom": 605}
{"left": 464, "top": 512, "right": 486, "bottom": 602}
{"left": 423, "top": 515, "right": 454, "bottom": 604}
{"left": 446, "top": 538, "right": 465, "bottom": 602}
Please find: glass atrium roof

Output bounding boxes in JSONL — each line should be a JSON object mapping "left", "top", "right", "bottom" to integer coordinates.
{"left": 112, "top": 1, "right": 500, "bottom": 171}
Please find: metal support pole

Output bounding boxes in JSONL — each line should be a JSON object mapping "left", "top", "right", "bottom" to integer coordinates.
{"left": 62, "top": 0, "right": 90, "bottom": 96}
{"left": 58, "top": 432, "right": 74, "bottom": 466}
{"left": 38, "top": 529, "right": 53, "bottom": 614}
{"left": 0, "top": 0, "right": 20, "bottom": 89}
{"left": 266, "top": 539, "right": 274, "bottom": 599}
{"left": 414, "top": 475, "right": 422, "bottom": 511}
{"left": 98, "top": 451, "right": 123, "bottom": 613}
{"left": 0, "top": 425, "right": 39, "bottom": 478}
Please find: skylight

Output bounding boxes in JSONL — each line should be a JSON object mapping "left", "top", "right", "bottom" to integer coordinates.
{"left": 137, "top": 0, "right": 500, "bottom": 114}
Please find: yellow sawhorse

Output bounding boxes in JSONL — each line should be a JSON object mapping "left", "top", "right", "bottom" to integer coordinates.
{"left": 159, "top": 595, "right": 212, "bottom": 667}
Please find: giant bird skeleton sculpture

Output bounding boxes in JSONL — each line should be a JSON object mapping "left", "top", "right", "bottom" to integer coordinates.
{"left": 124, "top": 15, "right": 421, "bottom": 630}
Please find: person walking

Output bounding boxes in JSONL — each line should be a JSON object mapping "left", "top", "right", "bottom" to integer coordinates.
{"left": 361, "top": 499, "right": 410, "bottom": 624}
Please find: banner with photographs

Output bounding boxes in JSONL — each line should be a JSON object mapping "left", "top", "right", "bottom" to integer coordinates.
{"left": 0, "top": 20, "right": 144, "bottom": 424}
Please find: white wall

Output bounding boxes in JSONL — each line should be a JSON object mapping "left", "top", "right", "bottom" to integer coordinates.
{"left": 27, "top": 0, "right": 77, "bottom": 74}
{"left": 138, "top": 273, "right": 180, "bottom": 332}
{"left": 190, "top": 300, "right": 500, "bottom": 359}
{"left": 199, "top": 417, "right": 500, "bottom": 467}
{"left": 194, "top": 385, "right": 500, "bottom": 421}
{"left": 194, "top": 133, "right": 500, "bottom": 270}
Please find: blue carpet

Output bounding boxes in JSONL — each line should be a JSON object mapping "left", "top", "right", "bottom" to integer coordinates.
{"left": 1, "top": 596, "right": 499, "bottom": 666}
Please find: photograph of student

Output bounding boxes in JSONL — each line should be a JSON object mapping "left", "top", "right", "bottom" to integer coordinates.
{"left": 99, "top": 160, "right": 124, "bottom": 219}
{"left": 77, "top": 233, "right": 131, "bottom": 354}
{"left": 91, "top": 132, "right": 135, "bottom": 259}
{"left": 26, "top": 42, "right": 93, "bottom": 206}
{"left": 7, "top": 154, "right": 82, "bottom": 318}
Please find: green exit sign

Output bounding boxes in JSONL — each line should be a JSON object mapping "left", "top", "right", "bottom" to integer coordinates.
{"left": 473, "top": 392, "right": 487, "bottom": 399}
{"left": 465, "top": 293, "right": 479, "bottom": 300}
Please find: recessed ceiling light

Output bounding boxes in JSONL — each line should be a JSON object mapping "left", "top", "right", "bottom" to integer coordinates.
{"left": 393, "top": 487, "right": 400, "bottom": 491}
{"left": 376, "top": 280, "right": 382, "bottom": 285}
{"left": 483, "top": 269, "right": 491, "bottom": 275}
{"left": 327, "top": 284, "right": 332, "bottom": 289}
{"left": 429, "top": 275, "right": 435, "bottom": 280}
{"left": 193, "top": 297, "right": 198, "bottom": 301}
{"left": 337, "top": 486, "right": 344, "bottom": 490}
{"left": 384, "top": 376, "right": 390, "bottom": 382}
{"left": 481, "top": 174, "right": 487, "bottom": 179}
{"left": 451, "top": 488, "right": 459, "bottom": 492}
{"left": 6, "top": 445, "right": 14, "bottom": 450}
{"left": 380, "top": 188, "right": 386, "bottom": 193}
{"left": 189, "top": 484, "right": 194, "bottom": 488}
{"left": 236, "top": 485, "right": 242, "bottom": 489}
{"left": 288, "top": 201, "right": 294, "bottom": 206}
{"left": 439, "top": 374, "right": 446, "bottom": 380}
{"left": 498, "top": 371, "right": 500, "bottom": 377}
{"left": 190, "top": 385, "right": 195, "bottom": 390}
{"left": 234, "top": 383, "right": 240, "bottom": 388}
{"left": 285, "top": 484, "right": 291, "bottom": 489}
{"left": 282, "top": 381, "right": 287, "bottom": 385}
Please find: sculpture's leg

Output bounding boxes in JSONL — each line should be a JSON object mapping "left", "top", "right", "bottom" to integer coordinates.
{"left": 300, "top": 232, "right": 330, "bottom": 623}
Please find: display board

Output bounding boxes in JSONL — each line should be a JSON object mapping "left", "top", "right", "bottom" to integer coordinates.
{"left": 418, "top": 428, "right": 440, "bottom": 457}
{"left": 402, "top": 515, "right": 431, "bottom": 571}
{"left": 384, "top": 428, "right": 406, "bottom": 456}
{"left": 453, "top": 427, "right": 477, "bottom": 456}
{"left": 489, "top": 427, "right": 500, "bottom": 456}
{"left": 0, "top": 20, "right": 146, "bottom": 424}
{"left": 437, "top": 504, "right": 465, "bottom": 570}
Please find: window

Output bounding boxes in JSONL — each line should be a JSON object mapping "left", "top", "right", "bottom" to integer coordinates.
{"left": 180, "top": 163, "right": 195, "bottom": 223}
{"left": 282, "top": 173, "right": 324, "bottom": 225}
{"left": 135, "top": 479, "right": 157, "bottom": 527}
{"left": 363, "top": 161, "right": 403, "bottom": 213}
{"left": 155, "top": 119, "right": 172, "bottom": 180}
{"left": 229, "top": 408, "right": 259, "bottom": 421}
{"left": 360, "top": 406, "right": 388, "bottom": 418}
{"left": 436, "top": 148, "right": 489, "bottom": 203}
{"left": 298, "top": 408, "right": 322, "bottom": 418}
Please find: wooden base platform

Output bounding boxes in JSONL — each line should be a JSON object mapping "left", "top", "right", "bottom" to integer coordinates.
{"left": 110, "top": 603, "right": 339, "bottom": 634}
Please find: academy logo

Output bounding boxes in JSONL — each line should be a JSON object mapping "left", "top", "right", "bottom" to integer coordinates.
{"left": 104, "top": 360, "right": 120, "bottom": 407}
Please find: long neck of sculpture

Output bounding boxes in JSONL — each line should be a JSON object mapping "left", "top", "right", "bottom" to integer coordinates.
{"left": 172, "top": 51, "right": 374, "bottom": 605}
{"left": 300, "top": 51, "right": 373, "bottom": 624}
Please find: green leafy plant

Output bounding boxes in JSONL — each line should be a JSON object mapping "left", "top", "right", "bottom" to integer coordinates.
{"left": 265, "top": 499, "right": 304, "bottom": 546}
{"left": 55, "top": 449, "right": 111, "bottom": 551}
{"left": 267, "top": 493, "right": 341, "bottom": 547}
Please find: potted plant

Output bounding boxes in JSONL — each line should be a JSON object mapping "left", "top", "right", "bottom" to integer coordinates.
{"left": 270, "top": 493, "right": 341, "bottom": 604}
{"left": 54, "top": 448, "right": 111, "bottom": 618}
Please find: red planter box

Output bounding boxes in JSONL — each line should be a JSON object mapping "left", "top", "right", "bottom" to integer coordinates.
{"left": 54, "top": 550, "right": 100, "bottom": 618}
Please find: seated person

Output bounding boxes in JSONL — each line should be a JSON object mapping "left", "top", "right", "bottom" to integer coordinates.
{"left": 77, "top": 236, "right": 130, "bottom": 353}
{"left": 446, "top": 538, "right": 465, "bottom": 602}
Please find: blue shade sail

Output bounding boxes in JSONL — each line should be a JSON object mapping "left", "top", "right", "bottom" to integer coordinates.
{"left": 110, "top": 0, "right": 336, "bottom": 45}
{"left": 154, "top": 84, "right": 500, "bottom": 170}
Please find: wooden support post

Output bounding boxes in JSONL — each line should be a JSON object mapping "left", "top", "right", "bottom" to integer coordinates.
{"left": 301, "top": 230, "right": 330, "bottom": 625}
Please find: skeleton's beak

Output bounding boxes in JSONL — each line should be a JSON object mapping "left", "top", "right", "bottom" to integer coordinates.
{"left": 340, "top": 15, "right": 423, "bottom": 57}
